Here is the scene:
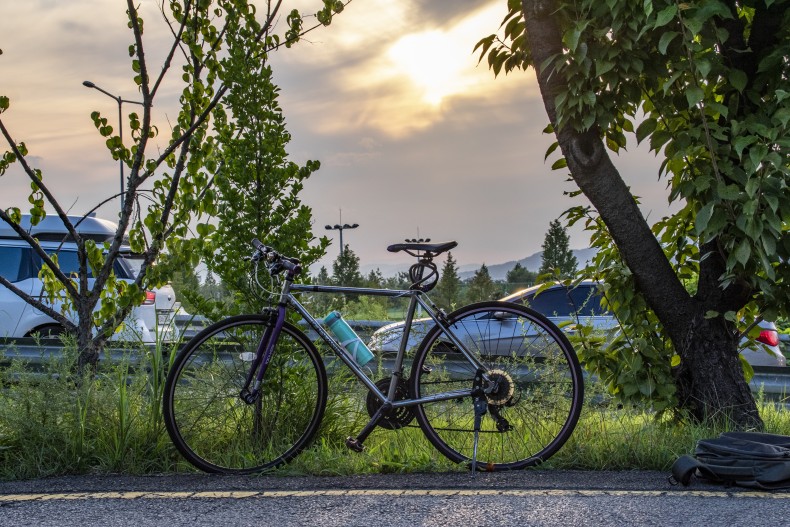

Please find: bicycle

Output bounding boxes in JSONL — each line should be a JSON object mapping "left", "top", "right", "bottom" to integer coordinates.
{"left": 163, "top": 239, "right": 584, "bottom": 474}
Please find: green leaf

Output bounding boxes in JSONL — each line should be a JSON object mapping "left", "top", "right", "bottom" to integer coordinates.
{"left": 733, "top": 135, "right": 755, "bottom": 158}
{"left": 734, "top": 240, "right": 751, "bottom": 266}
{"left": 749, "top": 144, "right": 768, "bottom": 169}
{"left": 695, "top": 202, "right": 715, "bottom": 234}
{"left": 654, "top": 5, "right": 677, "bottom": 28}
{"left": 716, "top": 183, "right": 740, "bottom": 200}
{"left": 596, "top": 61, "right": 615, "bottom": 76}
{"left": 551, "top": 158, "right": 568, "bottom": 170}
{"left": 685, "top": 85, "right": 704, "bottom": 108}
{"left": 658, "top": 31, "right": 678, "bottom": 55}
{"left": 729, "top": 69, "right": 747, "bottom": 93}
{"left": 544, "top": 141, "right": 560, "bottom": 161}
{"left": 635, "top": 118, "right": 657, "bottom": 144}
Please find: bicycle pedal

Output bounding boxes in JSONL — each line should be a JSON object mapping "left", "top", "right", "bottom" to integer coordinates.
{"left": 345, "top": 436, "right": 365, "bottom": 453}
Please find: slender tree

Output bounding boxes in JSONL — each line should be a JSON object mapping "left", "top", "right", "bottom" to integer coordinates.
{"left": 332, "top": 245, "right": 363, "bottom": 288}
{"left": 434, "top": 251, "right": 462, "bottom": 310}
{"left": 465, "top": 264, "right": 499, "bottom": 303}
{"left": 0, "top": 0, "right": 348, "bottom": 371}
{"left": 538, "top": 219, "right": 578, "bottom": 278}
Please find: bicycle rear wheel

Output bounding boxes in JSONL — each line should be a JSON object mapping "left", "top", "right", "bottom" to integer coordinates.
{"left": 411, "top": 301, "right": 583, "bottom": 470}
{"left": 163, "top": 314, "right": 327, "bottom": 474}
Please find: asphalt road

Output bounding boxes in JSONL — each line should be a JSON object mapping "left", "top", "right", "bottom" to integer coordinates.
{"left": 1, "top": 470, "right": 788, "bottom": 526}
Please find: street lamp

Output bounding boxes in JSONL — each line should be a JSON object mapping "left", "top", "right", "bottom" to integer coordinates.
{"left": 82, "top": 80, "right": 145, "bottom": 212}
{"left": 325, "top": 222, "right": 359, "bottom": 256}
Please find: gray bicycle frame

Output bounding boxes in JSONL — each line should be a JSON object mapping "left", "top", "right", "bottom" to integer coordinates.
{"left": 285, "top": 282, "right": 488, "bottom": 410}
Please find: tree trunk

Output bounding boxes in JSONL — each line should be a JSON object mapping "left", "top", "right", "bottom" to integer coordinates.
{"left": 520, "top": 0, "right": 762, "bottom": 428}
{"left": 674, "top": 312, "right": 761, "bottom": 427}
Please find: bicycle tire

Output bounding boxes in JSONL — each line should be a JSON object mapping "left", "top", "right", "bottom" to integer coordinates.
{"left": 411, "top": 301, "right": 583, "bottom": 470}
{"left": 163, "top": 314, "right": 327, "bottom": 474}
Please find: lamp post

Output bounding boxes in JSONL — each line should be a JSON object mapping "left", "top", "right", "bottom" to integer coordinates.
{"left": 325, "top": 210, "right": 359, "bottom": 256}
{"left": 325, "top": 223, "right": 359, "bottom": 256}
{"left": 82, "top": 80, "right": 145, "bottom": 212}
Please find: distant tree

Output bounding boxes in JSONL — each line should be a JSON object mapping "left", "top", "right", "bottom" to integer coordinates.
{"left": 364, "top": 268, "right": 385, "bottom": 288}
{"left": 332, "top": 245, "right": 363, "bottom": 288}
{"left": 169, "top": 268, "right": 201, "bottom": 313}
{"left": 506, "top": 262, "right": 537, "bottom": 290}
{"left": 309, "top": 266, "right": 334, "bottom": 316}
{"left": 466, "top": 264, "right": 499, "bottom": 303}
{"left": 538, "top": 220, "right": 578, "bottom": 278}
{"left": 434, "top": 252, "right": 462, "bottom": 310}
{"left": 384, "top": 272, "right": 412, "bottom": 290}
{"left": 315, "top": 266, "right": 331, "bottom": 285}
{"left": 201, "top": 273, "right": 223, "bottom": 301}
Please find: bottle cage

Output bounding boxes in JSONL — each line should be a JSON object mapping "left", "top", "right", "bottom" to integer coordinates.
{"left": 409, "top": 259, "right": 438, "bottom": 292}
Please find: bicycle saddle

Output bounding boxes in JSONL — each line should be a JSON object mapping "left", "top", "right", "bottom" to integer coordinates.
{"left": 387, "top": 241, "right": 457, "bottom": 258}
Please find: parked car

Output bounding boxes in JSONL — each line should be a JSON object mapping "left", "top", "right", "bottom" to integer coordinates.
{"left": 117, "top": 251, "right": 181, "bottom": 340}
{"left": 0, "top": 214, "right": 158, "bottom": 343}
{"left": 369, "top": 281, "right": 786, "bottom": 368}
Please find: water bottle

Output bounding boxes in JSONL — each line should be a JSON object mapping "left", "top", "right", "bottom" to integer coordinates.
{"left": 323, "top": 311, "right": 374, "bottom": 366}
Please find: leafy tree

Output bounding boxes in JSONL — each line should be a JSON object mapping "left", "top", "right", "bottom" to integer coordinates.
{"left": 538, "top": 219, "right": 578, "bottom": 278}
{"left": 0, "top": 1, "right": 346, "bottom": 371}
{"left": 332, "top": 245, "right": 363, "bottom": 288}
{"left": 434, "top": 252, "right": 462, "bottom": 310}
{"left": 478, "top": 0, "right": 790, "bottom": 427}
{"left": 182, "top": 54, "right": 329, "bottom": 317}
{"left": 506, "top": 262, "right": 537, "bottom": 291}
{"left": 465, "top": 264, "right": 499, "bottom": 303}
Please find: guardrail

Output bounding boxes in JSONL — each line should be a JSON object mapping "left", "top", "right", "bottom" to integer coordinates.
{"left": 1, "top": 335, "right": 788, "bottom": 406}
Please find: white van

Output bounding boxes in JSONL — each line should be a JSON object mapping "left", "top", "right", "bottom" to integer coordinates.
{"left": 0, "top": 214, "right": 157, "bottom": 342}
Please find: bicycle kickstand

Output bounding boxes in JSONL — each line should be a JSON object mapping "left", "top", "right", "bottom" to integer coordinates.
{"left": 470, "top": 370, "right": 488, "bottom": 476}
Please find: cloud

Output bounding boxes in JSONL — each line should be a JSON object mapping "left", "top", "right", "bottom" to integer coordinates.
{"left": 272, "top": 0, "right": 528, "bottom": 138}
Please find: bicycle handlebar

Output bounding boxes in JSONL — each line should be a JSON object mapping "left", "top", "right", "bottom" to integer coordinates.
{"left": 251, "top": 238, "right": 302, "bottom": 276}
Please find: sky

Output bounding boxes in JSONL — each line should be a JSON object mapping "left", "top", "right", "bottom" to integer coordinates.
{"left": 0, "top": 0, "right": 667, "bottom": 274}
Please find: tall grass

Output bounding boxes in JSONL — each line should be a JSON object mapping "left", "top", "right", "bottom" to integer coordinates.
{"left": 0, "top": 338, "right": 788, "bottom": 480}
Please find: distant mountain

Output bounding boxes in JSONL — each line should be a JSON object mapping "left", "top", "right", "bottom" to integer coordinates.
{"left": 457, "top": 248, "right": 598, "bottom": 281}
{"left": 359, "top": 248, "right": 598, "bottom": 281}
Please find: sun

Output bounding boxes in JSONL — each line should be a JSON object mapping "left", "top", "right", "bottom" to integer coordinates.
{"left": 387, "top": 30, "right": 471, "bottom": 106}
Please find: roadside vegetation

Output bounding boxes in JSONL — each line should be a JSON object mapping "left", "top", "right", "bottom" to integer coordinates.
{"left": 1, "top": 332, "right": 787, "bottom": 481}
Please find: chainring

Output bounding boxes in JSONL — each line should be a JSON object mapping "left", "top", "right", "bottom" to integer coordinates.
{"left": 366, "top": 377, "right": 415, "bottom": 430}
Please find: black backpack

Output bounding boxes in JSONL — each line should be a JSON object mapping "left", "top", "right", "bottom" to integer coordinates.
{"left": 671, "top": 432, "right": 790, "bottom": 490}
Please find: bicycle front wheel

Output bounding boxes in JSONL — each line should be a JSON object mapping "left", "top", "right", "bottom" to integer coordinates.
{"left": 163, "top": 314, "right": 327, "bottom": 474}
{"left": 411, "top": 301, "right": 583, "bottom": 470}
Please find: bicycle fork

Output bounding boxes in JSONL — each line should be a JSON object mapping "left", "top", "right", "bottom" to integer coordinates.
{"left": 239, "top": 306, "right": 285, "bottom": 404}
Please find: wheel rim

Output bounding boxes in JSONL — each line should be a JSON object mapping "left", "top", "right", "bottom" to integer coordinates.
{"left": 412, "top": 303, "right": 583, "bottom": 469}
{"left": 166, "top": 318, "right": 325, "bottom": 473}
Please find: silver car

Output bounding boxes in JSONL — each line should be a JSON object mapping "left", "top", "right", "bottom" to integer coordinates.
{"left": 369, "top": 281, "right": 786, "bottom": 368}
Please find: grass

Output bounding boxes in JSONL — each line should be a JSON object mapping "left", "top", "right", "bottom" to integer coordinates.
{"left": 0, "top": 338, "right": 788, "bottom": 480}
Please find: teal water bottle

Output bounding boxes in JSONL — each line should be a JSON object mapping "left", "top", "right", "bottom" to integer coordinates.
{"left": 323, "top": 311, "right": 375, "bottom": 366}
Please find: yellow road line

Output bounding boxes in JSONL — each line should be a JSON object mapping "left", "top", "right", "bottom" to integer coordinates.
{"left": 0, "top": 488, "right": 788, "bottom": 502}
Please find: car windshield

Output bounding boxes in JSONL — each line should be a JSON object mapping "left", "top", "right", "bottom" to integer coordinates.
{"left": 520, "top": 286, "right": 607, "bottom": 317}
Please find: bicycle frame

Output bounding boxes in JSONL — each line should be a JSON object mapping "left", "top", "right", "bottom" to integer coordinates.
{"left": 247, "top": 274, "right": 489, "bottom": 415}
